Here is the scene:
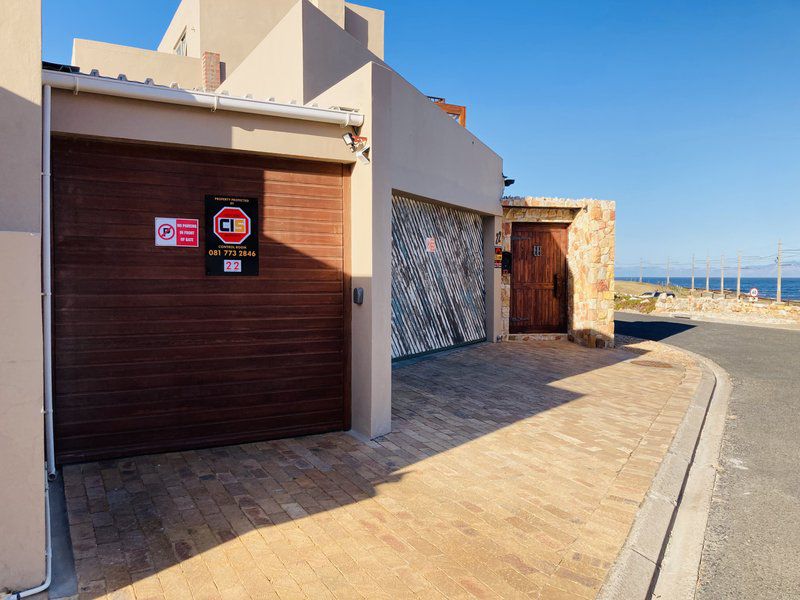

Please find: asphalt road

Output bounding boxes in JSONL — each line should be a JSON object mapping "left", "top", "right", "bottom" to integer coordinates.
{"left": 615, "top": 313, "right": 800, "bottom": 599}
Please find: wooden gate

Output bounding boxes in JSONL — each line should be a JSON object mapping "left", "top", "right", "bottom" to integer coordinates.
{"left": 510, "top": 223, "right": 568, "bottom": 333}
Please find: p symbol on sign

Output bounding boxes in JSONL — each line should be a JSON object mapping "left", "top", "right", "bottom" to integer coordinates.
{"left": 158, "top": 224, "right": 175, "bottom": 241}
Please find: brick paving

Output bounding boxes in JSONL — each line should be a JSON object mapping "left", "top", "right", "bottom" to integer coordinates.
{"left": 63, "top": 340, "right": 701, "bottom": 599}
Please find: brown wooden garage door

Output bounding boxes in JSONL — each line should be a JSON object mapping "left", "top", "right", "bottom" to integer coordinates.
{"left": 52, "top": 138, "right": 349, "bottom": 464}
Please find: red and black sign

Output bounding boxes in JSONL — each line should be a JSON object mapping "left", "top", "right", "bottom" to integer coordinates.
{"left": 205, "top": 195, "right": 259, "bottom": 276}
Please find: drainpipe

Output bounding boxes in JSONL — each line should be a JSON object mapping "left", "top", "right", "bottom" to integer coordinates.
{"left": 42, "top": 84, "right": 56, "bottom": 481}
{"left": 5, "top": 85, "right": 57, "bottom": 600}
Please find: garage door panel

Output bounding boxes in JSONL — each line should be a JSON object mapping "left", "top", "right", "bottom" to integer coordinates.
{"left": 55, "top": 415, "right": 343, "bottom": 465}
{"left": 56, "top": 339, "right": 344, "bottom": 371}
{"left": 55, "top": 292, "right": 343, "bottom": 315}
{"left": 55, "top": 316, "right": 342, "bottom": 338}
{"left": 56, "top": 344, "right": 343, "bottom": 380}
{"left": 52, "top": 138, "right": 348, "bottom": 463}
{"left": 55, "top": 352, "right": 343, "bottom": 394}
{"left": 53, "top": 140, "right": 342, "bottom": 182}
{"left": 57, "top": 372, "right": 344, "bottom": 407}
{"left": 54, "top": 173, "right": 342, "bottom": 201}
{"left": 52, "top": 185, "right": 346, "bottom": 213}
{"left": 59, "top": 394, "right": 343, "bottom": 434}
{"left": 56, "top": 291, "right": 344, "bottom": 310}
{"left": 55, "top": 304, "right": 343, "bottom": 324}
{"left": 57, "top": 409, "right": 344, "bottom": 445}
{"left": 56, "top": 329, "right": 341, "bottom": 358}
{"left": 55, "top": 209, "right": 343, "bottom": 239}
{"left": 50, "top": 162, "right": 343, "bottom": 193}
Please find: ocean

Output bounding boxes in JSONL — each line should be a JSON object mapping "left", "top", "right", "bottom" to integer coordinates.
{"left": 618, "top": 277, "right": 800, "bottom": 302}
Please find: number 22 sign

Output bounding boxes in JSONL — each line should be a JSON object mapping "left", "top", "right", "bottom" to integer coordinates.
{"left": 224, "top": 260, "right": 242, "bottom": 273}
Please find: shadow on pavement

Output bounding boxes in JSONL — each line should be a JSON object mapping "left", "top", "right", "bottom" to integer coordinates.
{"left": 615, "top": 318, "right": 695, "bottom": 342}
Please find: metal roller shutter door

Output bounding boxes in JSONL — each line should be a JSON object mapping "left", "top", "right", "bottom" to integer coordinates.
{"left": 51, "top": 138, "right": 349, "bottom": 463}
{"left": 391, "top": 194, "right": 486, "bottom": 360}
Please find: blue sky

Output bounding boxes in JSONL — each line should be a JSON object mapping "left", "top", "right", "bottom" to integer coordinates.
{"left": 43, "top": 1, "right": 800, "bottom": 276}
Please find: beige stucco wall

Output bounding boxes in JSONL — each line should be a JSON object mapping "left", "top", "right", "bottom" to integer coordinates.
{"left": 301, "top": 0, "right": 386, "bottom": 105}
{"left": 345, "top": 2, "right": 384, "bottom": 59}
{"left": 220, "top": 0, "right": 386, "bottom": 107}
{"left": 0, "top": 0, "right": 46, "bottom": 592}
{"left": 72, "top": 39, "right": 203, "bottom": 88}
{"left": 501, "top": 197, "right": 616, "bottom": 348}
{"left": 384, "top": 73, "right": 503, "bottom": 217}
{"left": 157, "top": 0, "right": 201, "bottom": 57}
{"left": 312, "top": 62, "right": 391, "bottom": 437}
{"left": 50, "top": 90, "right": 355, "bottom": 163}
{"left": 216, "top": 1, "right": 305, "bottom": 102}
{"left": 199, "top": 0, "right": 299, "bottom": 77}
{"left": 314, "top": 60, "right": 503, "bottom": 435}
{"left": 312, "top": 0, "right": 345, "bottom": 28}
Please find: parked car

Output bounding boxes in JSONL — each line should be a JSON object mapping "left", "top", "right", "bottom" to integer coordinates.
{"left": 640, "top": 290, "right": 676, "bottom": 299}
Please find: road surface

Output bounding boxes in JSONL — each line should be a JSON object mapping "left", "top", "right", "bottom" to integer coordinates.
{"left": 616, "top": 312, "right": 800, "bottom": 599}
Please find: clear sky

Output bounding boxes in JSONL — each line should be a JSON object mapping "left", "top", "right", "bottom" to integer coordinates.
{"left": 43, "top": 1, "right": 800, "bottom": 276}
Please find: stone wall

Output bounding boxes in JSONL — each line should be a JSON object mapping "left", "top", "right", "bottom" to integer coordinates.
{"left": 501, "top": 197, "right": 616, "bottom": 348}
{"left": 650, "top": 295, "right": 800, "bottom": 325}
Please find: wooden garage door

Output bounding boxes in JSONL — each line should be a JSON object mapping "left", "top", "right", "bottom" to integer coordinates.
{"left": 52, "top": 138, "right": 349, "bottom": 464}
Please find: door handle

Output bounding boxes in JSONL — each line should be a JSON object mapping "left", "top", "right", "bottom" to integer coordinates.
{"left": 553, "top": 273, "right": 559, "bottom": 298}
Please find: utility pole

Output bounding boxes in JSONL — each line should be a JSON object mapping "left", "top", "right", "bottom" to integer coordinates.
{"left": 777, "top": 240, "right": 783, "bottom": 303}
{"left": 666, "top": 257, "right": 670, "bottom": 287}
{"left": 639, "top": 258, "right": 643, "bottom": 283}
{"left": 691, "top": 254, "right": 696, "bottom": 293}
{"left": 736, "top": 252, "right": 742, "bottom": 299}
{"left": 720, "top": 254, "right": 725, "bottom": 297}
{"left": 705, "top": 255, "right": 710, "bottom": 293}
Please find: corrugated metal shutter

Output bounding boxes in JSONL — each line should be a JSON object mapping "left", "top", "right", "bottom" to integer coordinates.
{"left": 391, "top": 194, "right": 485, "bottom": 359}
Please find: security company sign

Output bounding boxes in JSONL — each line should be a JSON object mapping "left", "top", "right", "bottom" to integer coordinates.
{"left": 154, "top": 217, "right": 199, "bottom": 247}
{"left": 205, "top": 195, "right": 259, "bottom": 276}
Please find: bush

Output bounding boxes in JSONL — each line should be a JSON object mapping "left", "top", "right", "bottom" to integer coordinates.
{"left": 615, "top": 296, "right": 657, "bottom": 314}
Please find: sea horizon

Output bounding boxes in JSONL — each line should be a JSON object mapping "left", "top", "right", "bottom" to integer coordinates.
{"left": 617, "top": 276, "right": 800, "bottom": 301}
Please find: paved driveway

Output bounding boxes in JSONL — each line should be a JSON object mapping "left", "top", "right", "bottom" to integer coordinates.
{"left": 616, "top": 312, "right": 800, "bottom": 599}
{"left": 64, "top": 340, "right": 700, "bottom": 600}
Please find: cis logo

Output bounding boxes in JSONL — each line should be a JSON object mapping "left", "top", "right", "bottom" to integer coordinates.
{"left": 213, "top": 206, "right": 251, "bottom": 244}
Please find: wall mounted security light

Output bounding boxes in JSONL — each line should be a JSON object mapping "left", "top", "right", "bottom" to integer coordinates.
{"left": 342, "top": 132, "right": 368, "bottom": 151}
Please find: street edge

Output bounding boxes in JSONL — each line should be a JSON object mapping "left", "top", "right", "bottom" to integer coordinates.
{"left": 597, "top": 344, "right": 732, "bottom": 600}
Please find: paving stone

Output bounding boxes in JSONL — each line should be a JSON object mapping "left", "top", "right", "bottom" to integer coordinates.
{"left": 64, "top": 340, "right": 699, "bottom": 599}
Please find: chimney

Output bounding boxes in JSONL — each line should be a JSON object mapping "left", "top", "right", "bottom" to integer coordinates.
{"left": 202, "top": 51, "right": 221, "bottom": 92}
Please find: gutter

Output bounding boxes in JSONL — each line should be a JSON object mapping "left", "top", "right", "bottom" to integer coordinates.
{"left": 41, "top": 69, "right": 365, "bottom": 128}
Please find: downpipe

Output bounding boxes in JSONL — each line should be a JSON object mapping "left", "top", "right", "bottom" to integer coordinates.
{"left": 5, "top": 84, "right": 56, "bottom": 600}
{"left": 43, "top": 84, "right": 56, "bottom": 481}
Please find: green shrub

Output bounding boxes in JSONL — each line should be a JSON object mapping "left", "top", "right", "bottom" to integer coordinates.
{"left": 615, "top": 296, "right": 656, "bottom": 314}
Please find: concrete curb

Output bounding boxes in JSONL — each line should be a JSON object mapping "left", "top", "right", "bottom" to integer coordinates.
{"left": 597, "top": 345, "right": 732, "bottom": 600}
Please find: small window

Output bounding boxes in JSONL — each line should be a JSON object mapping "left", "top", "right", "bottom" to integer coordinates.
{"left": 174, "top": 30, "right": 187, "bottom": 56}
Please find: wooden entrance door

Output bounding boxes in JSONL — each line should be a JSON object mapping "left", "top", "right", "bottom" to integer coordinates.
{"left": 510, "top": 223, "right": 568, "bottom": 333}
